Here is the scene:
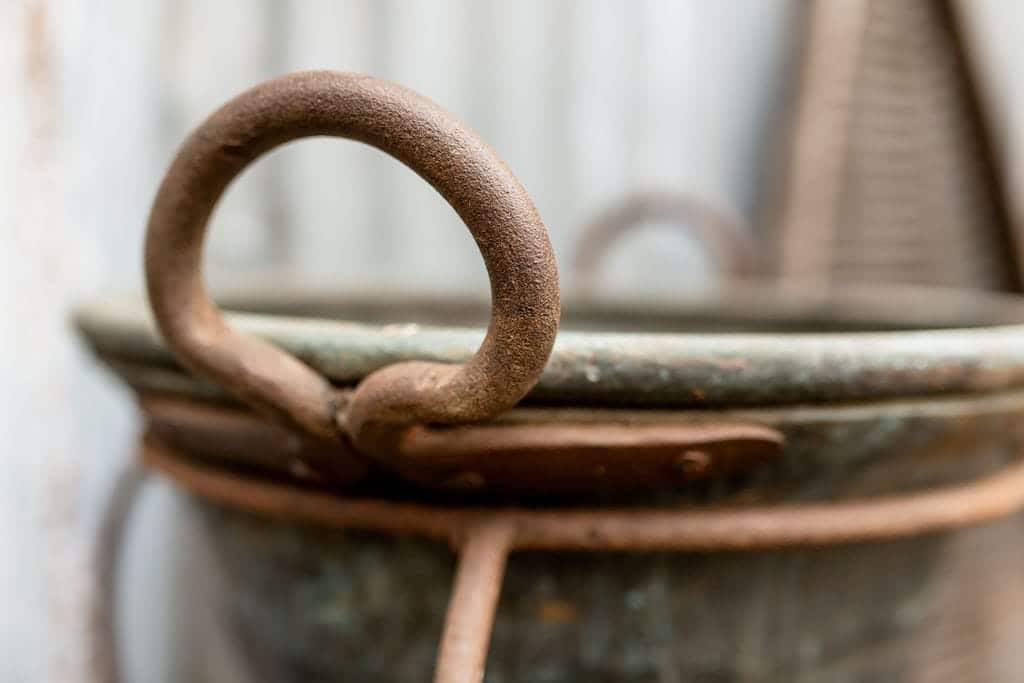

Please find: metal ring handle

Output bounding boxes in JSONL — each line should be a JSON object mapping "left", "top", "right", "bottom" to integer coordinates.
{"left": 572, "top": 190, "right": 758, "bottom": 293}
{"left": 145, "top": 71, "right": 560, "bottom": 446}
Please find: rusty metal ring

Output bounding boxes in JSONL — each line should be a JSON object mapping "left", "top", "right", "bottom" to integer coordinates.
{"left": 145, "top": 71, "right": 560, "bottom": 446}
{"left": 572, "top": 190, "right": 758, "bottom": 292}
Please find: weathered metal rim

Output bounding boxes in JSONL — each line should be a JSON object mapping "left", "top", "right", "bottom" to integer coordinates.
{"left": 76, "top": 283, "right": 1024, "bottom": 407}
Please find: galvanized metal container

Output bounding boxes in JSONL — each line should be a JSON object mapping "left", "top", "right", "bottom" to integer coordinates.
{"left": 79, "top": 72, "right": 1024, "bottom": 682}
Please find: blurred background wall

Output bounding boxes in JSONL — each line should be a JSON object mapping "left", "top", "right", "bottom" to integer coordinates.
{"left": 2, "top": 1, "right": 1024, "bottom": 681}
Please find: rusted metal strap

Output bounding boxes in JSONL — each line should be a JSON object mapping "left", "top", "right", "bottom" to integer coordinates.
{"left": 141, "top": 395, "right": 783, "bottom": 494}
{"left": 144, "top": 440, "right": 1024, "bottom": 551}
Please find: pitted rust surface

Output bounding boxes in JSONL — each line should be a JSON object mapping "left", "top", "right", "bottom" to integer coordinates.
{"left": 385, "top": 420, "right": 781, "bottom": 494}
{"left": 144, "top": 71, "right": 559, "bottom": 445}
{"left": 141, "top": 395, "right": 783, "bottom": 495}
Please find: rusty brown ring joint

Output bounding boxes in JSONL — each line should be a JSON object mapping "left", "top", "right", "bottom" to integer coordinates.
{"left": 144, "top": 71, "right": 560, "bottom": 449}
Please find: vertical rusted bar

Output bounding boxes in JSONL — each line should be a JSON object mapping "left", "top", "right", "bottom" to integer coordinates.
{"left": 433, "top": 522, "right": 514, "bottom": 683}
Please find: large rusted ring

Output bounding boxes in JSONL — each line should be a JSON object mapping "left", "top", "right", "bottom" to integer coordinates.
{"left": 145, "top": 71, "right": 560, "bottom": 445}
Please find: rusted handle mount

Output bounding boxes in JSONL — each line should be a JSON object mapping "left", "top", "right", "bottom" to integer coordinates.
{"left": 145, "top": 71, "right": 560, "bottom": 448}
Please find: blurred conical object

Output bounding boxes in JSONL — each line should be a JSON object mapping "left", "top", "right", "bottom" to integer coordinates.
{"left": 767, "top": 0, "right": 1022, "bottom": 291}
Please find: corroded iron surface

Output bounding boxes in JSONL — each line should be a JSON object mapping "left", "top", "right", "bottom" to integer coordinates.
{"left": 185, "top": 491, "right": 1024, "bottom": 682}
{"left": 141, "top": 395, "right": 783, "bottom": 495}
{"left": 138, "top": 387, "right": 1024, "bottom": 503}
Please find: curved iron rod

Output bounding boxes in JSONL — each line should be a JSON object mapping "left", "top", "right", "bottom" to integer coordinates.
{"left": 91, "top": 461, "right": 148, "bottom": 683}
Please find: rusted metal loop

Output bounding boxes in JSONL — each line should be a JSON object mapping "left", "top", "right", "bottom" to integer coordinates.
{"left": 572, "top": 190, "right": 758, "bottom": 293}
{"left": 145, "top": 71, "right": 560, "bottom": 444}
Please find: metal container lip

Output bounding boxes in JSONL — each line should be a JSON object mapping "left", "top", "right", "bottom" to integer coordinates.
{"left": 75, "top": 281, "right": 1024, "bottom": 408}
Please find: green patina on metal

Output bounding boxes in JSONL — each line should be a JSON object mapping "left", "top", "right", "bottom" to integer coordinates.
{"left": 76, "top": 285, "right": 1024, "bottom": 410}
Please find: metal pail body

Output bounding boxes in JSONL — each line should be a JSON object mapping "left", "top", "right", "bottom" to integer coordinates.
{"left": 79, "top": 286, "right": 1024, "bottom": 682}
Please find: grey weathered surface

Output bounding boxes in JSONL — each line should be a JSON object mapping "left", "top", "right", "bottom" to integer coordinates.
{"left": 189, "top": 510, "right": 1024, "bottom": 681}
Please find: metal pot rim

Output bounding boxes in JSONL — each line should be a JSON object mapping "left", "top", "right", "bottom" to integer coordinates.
{"left": 75, "top": 282, "right": 1024, "bottom": 407}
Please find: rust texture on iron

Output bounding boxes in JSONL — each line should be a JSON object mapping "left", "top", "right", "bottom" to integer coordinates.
{"left": 573, "top": 190, "right": 759, "bottom": 292}
{"left": 140, "top": 395, "right": 372, "bottom": 487}
{"left": 386, "top": 420, "right": 781, "bottom": 494}
{"left": 144, "top": 440, "right": 1024, "bottom": 552}
{"left": 144, "top": 70, "right": 560, "bottom": 448}
{"left": 141, "top": 395, "right": 783, "bottom": 494}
